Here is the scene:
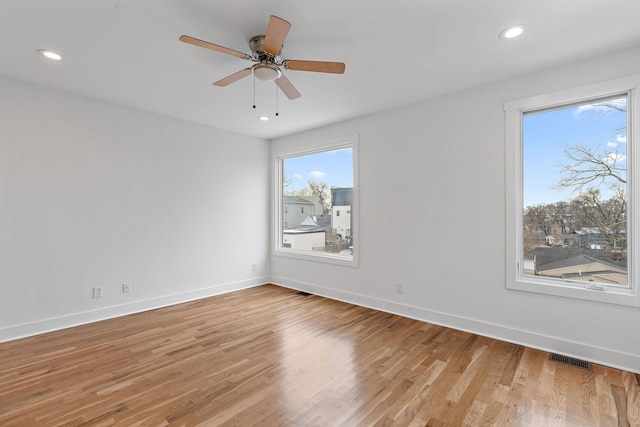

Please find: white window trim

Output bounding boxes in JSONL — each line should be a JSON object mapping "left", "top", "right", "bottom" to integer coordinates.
{"left": 505, "top": 74, "right": 640, "bottom": 307}
{"left": 273, "top": 134, "right": 359, "bottom": 267}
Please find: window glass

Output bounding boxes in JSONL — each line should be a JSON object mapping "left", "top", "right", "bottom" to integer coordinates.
{"left": 523, "top": 95, "right": 628, "bottom": 287}
{"left": 278, "top": 144, "right": 355, "bottom": 263}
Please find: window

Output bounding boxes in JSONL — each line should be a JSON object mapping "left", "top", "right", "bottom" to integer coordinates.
{"left": 336, "top": 210, "right": 340, "bottom": 216}
{"left": 505, "top": 75, "right": 640, "bottom": 306}
{"left": 274, "top": 135, "right": 358, "bottom": 266}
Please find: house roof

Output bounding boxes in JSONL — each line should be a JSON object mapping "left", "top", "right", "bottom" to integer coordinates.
{"left": 315, "top": 215, "right": 332, "bottom": 227}
{"left": 284, "top": 195, "right": 314, "bottom": 205}
{"left": 300, "top": 216, "right": 318, "bottom": 226}
{"left": 538, "top": 254, "right": 626, "bottom": 273}
{"left": 534, "top": 247, "right": 627, "bottom": 272}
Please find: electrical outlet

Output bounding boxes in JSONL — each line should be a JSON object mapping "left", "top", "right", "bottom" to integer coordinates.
{"left": 252, "top": 264, "right": 257, "bottom": 272}
{"left": 93, "top": 286, "right": 103, "bottom": 298}
{"left": 395, "top": 283, "right": 404, "bottom": 294}
{"left": 122, "top": 283, "right": 131, "bottom": 293}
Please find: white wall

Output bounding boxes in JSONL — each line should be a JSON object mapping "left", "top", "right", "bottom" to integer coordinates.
{"left": 0, "top": 76, "right": 270, "bottom": 341}
{"left": 270, "top": 45, "right": 640, "bottom": 373}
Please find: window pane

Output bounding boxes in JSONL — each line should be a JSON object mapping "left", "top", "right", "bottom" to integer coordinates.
{"left": 282, "top": 147, "right": 353, "bottom": 258}
{"left": 522, "top": 95, "right": 628, "bottom": 287}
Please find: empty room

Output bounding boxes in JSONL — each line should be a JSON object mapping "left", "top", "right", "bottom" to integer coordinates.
{"left": 1, "top": 1, "right": 639, "bottom": 425}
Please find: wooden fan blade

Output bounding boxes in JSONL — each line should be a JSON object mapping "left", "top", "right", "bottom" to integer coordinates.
{"left": 284, "top": 60, "right": 345, "bottom": 74}
{"left": 214, "top": 68, "right": 252, "bottom": 87}
{"left": 263, "top": 15, "right": 291, "bottom": 55}
{"left": 275, "top": 73, "right": 301, "bottom": 100}
{"left": 179, "top": 35, "right": 250, "bottom": 60}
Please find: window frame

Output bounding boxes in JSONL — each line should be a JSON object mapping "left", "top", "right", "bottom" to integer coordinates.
{"left": 505, "top": 75, "right": 640, "bottom": 307}
{"left": 273, "top": 134, "right": 359, "bottom": 267}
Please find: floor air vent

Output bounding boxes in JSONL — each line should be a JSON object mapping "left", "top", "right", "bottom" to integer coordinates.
{"left": 549, "top": 353, "right": 592, "bottom": 370}
{"left": 297, "top": 291, "right": 312, "bottom": 296}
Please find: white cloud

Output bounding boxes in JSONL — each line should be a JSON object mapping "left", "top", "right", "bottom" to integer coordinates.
{"left": 607, "top": 141, "right": 618, "bottom": 148}
{"left": 576, "top": 104, "right": 596, "bottom": 114}
{"left": 575, "top": 98, "right": 626, "bottom": 116}
{"left": 604, "top": 153, "right": 626, "bottom": 164}
{"left": 308, "top": 171, "right": 326, "bottom": 179}
{"left": 617, "top": 134, "right": 627, "bottom": 143}
{"left": 293, "top": 173, "right": 303, "bottom": 180}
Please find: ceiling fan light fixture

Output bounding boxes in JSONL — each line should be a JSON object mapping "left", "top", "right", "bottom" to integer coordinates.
{"left": 252, "top": 64, "right": 282, "bottom": 82}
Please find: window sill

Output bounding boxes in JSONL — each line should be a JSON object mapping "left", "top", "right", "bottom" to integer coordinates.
{"left": 274, "top": 248, "right": 359, "bottom": 267}
{"left": 507, "top": 277, "right": 640, "bottom": 307}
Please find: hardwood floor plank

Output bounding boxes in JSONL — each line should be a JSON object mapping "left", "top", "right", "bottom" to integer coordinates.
{"left": 0, "top": 285, "right": 638, "bottom": 426}
{"left": 624, "top": 371, "right": 640, "bottom": 425}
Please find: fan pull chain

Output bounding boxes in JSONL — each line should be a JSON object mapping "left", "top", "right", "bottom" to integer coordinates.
{"left": 252, "top": 74, "right": 256, "bottom": 109}
{"left": 275, "top": 82, "right": 279, "bottom": 117}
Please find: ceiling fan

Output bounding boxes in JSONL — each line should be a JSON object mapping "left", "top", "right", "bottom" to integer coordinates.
{"left": 179, "top": 15, "right": 345, "bottom": 100}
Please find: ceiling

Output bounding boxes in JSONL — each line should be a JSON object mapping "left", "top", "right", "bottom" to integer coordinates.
{"left": 2, "top": 0, "right": 640, "bottom": 140}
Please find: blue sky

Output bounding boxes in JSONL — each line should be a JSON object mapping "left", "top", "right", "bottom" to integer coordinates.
{"left": 284, "top": 147, "right": 353, "bottom": 192}
{"left": 523, "top": 97, "right": 627, "bottom": 207}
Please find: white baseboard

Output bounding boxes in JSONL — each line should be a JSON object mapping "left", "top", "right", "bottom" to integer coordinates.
{"left": 4, "top": 276, "right": 638, "bottom": 374}
{"left": 271, "top": 275, "right": 640, "bottom": 374}
{"left": 0, "top": 277, "right": 268, "bottom": 343}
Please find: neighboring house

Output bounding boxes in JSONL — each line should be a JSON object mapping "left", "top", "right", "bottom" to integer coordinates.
{"left": 571, "top": 227, "right": 625, "bottom": 250}
{"left": 545, "top": 235, "right": 559, "bottom": 246}
{"left": 331, "top": 187, "right": 352, "bottom": 240}
{"left": 282, "top": 228, "right": 326, "bottom": 251}
{"left": 282, "top": 215, "right": 328, "bottom": 251}
{"left": 283, "top": 195, "right": 319, "bottom": 229}
{"left": 534, "top": 247, "right": 627, "bottom": 285}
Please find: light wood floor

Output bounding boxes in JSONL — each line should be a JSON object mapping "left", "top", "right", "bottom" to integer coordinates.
{"left": 1, "top": 285, "right": 638, "bottom": 426}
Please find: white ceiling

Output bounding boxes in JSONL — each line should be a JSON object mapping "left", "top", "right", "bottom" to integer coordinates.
{"left": 2, "top": 0, "right": 640, "bottom": 139}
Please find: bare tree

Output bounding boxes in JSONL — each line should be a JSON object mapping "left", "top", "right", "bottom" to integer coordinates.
{"left": 555, "top": 98, "right": 626, "bottom": 193}
{"left": 551, "top": 99, "right": 628, "bottom": 249}
{"left": 287, "top": 179, "right": 332, "bottom": 214}
{"left": 282, "top": 172, "right": 293, "bottom": 193}
{"left": 572, "top": 186, "right": 626, "bottom": 248}
{"left": 555, "top": 144, "right": 626, "bottom": 195}
{"left": 307, "top": 180, "right": 331, "bottom": 213}
{"left": 524, "top": 204, "right": 552, "bottom": 236}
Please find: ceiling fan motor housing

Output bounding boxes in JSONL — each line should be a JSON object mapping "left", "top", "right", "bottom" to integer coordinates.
{"left": 249, "top": 35, "right": 283, "bottom": 81}
{"left": 249, "top": 35, "right": 282, "bottom": 57}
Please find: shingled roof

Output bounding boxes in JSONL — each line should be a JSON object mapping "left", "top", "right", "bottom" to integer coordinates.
{"left": 284, "top": 195, "right": 315, "bottom": 205}
{"left": 533, "top": 247, "right": 627, "bottom": 285}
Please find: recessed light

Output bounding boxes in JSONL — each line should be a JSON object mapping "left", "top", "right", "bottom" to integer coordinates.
{"left": 499, "top": 25, "right": 525, "bottom": 40}
{"left": 258, "top": 116, "right": 269, "bottom": 121}
{"left": 37, "top": 49, "right": 62, "bottom": 60}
